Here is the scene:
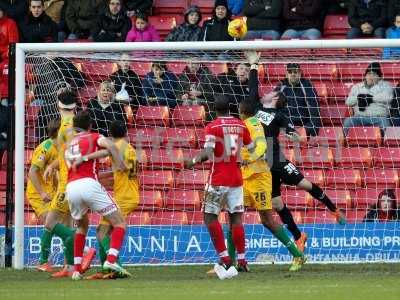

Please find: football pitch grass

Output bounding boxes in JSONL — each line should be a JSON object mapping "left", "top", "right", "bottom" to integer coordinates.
{"left": 0, "top": 264, "right": 398, "bottom": 300}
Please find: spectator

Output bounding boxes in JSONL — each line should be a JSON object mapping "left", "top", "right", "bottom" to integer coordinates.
{"left": 383, "top": 14, "right": 400, "bottom": 59}
{"left": 44, "top": 0, "right": 67, "bottom": 42}
{"left": 228, "top": 0, "right": 244, "bottom": 15}
{"left": 321, "top": 0, "right": 349, "bottom": 14}
{"left": 281, "top": 0, "right": 322, "bottom": 40}
{"left": 178, "top": 62, "right": 219, "bottom": 107}
{"left": 0, "top": 0, "right": 28, "bottom": 22}
{"left": 346, "top": 0, "right": 386, "bottom": 39}
{"left": 87, "top": 80, "right": 126, "bottom": 136}
{"left": 109, "top": 53, "right": 146, "bottom": 106}
{"left": 202, "top": 0, "right": 234, "bottom": 41}
{"left": 93, "top": 0, "right": 131, "bottom": 42}
{"left": 364, "top": 189, "right": 400, "bottom": 222}
{"left": 243, "top": 0, "right": 282, "bottom": 40}
{"left": 142, "top": 61, "right": 180, "bottom": 108}
{"left": 344, "top": 62, "right": 392, "bottom": 135}
{"left": 65, "top": 0, "right": 104, "bottom": 40}
{"left": 277, "top": 63, "right": 321, "bottom": 136}
{"left": 19, "top": 0, "right": 58, "bottom": 43}
{"left": 125, "top": 0, "right": 153, "bottom": 17}
{"left": 0, "top": 7, "right": 19, "bottom": 61}
{"left": 125, "top": 13, "right": 160, "bottom": 42}
{"left": 217, "top": 63, "right": 250, "bottom": 116}
{"left": 165, "top": 5, "right": 202, "bottom": 42}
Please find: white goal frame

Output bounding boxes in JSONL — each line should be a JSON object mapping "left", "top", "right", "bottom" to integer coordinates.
{"left": 13, "top": 39, "right": 400, "bottom": 269}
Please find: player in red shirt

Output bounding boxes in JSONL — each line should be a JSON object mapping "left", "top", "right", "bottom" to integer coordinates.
{"left": 185, "top": 95, "right": 254, "bottom": 280}
{"left": 64, "top": 111, "right": 130, "bottom": 280}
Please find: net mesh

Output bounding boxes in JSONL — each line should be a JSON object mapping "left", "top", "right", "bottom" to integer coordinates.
{"left": 19, "top": 46, "right": 400, "bottom": 265}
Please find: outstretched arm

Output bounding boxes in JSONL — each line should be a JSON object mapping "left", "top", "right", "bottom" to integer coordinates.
{"left": 184, "top": 147, "right": 214, "bottom": 169}
{"left": 245, "top": 51, "right": 261, "bottom": 103}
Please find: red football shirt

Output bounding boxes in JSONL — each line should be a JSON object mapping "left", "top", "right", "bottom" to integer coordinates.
{"left": 204, "top": 116, "right": 253, "bottom": 187}
{"left": 66, "top": 132, "right": 102, "bottom": 182}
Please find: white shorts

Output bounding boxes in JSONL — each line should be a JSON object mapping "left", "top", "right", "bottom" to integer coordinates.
{"left": 66, "top": 177, "right": 118, "bottom": 220}
{"left": 203, "top": 184, "right": 244, "bottom": 215}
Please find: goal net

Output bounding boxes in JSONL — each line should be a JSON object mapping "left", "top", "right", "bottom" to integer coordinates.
{"left": 10, "top": 40, "right": 400, "bottom": 268}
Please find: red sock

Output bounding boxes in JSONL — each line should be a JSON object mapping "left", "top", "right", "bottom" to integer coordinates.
{"left": 74, "top": 233, "right": 86, "bottom": 272}
{"left": 106, "top": 226, "right": 125, "bottom": 264}
{"left": 232, "top": 224, "right": 246, "bottom": 261}
{"left": 207, "top": 220, "right": 231, "bottom": 265}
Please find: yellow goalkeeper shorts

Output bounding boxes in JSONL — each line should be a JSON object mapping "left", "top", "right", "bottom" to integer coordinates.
{"left": 99, "top": 200, "right": 139, "bottom": 226}
{"left": 243, "top": 172, "right": 272, "bottom": 211}
{"left": 27, "top": 195, "right": 51, "bottom": 218}
{"left": 49, "top": 190, "right": 70, "bottom": 214}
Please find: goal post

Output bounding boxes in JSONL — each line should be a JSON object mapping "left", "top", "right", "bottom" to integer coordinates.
{"left": 11, "top": 39, "right": 400, "bottom": 269}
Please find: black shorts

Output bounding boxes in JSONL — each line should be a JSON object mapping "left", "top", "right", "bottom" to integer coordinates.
{"left": 271, "top": 160, "right": 304, "bottom": 198}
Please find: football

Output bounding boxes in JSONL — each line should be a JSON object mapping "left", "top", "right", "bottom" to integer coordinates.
{"left": 228, "top": 18, "right": 248, "bottom": 39}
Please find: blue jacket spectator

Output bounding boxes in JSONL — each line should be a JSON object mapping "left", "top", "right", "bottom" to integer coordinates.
{"left": 228, "top": 0, "right": 244, "bottom": 15}
{"left": 143, "top": 62, "right": 180, "bottom": 108}
{"left": 277, "top": 63, "right": 321, "bottom": 136}
{"left": 383, "top": 26, "right": 400, "bottom": 59}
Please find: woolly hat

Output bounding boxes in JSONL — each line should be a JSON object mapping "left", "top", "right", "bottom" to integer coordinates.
{"left": 365, "top": 62, "right": 383, "bottom": 77}
{"left": 214, "top": 0, "right": 228, "bottom": 8}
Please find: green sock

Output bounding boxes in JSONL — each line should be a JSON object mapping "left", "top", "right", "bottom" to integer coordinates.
{"left": 227, "top": 230, "right": 237, "bottom": 264}
{"left": 51, "top": 223, "right": 75, "bottom": 265}
{"left": 98, "top": 236, "right": 109, "bottom": 266}
{"left": 100, "top": 235, "right": 121, "bottom": 266}
{"left": 39, "top": 229, "right": 53, "bottom": 264}
{"left": 273, "top": 225, "right": 303, "bottom": 258}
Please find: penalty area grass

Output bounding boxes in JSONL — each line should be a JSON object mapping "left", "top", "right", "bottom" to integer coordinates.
{"left": 0, "top": 263, "right": 398, "bottom": 300}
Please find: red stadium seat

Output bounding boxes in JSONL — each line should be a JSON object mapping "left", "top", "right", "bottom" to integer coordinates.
{"left": 282, "top": 189, "right": 312, "bottom": 209}
{"left": 334, "top": 147, "right": 373, "bottom": 168}
{"left": 138, "top": 190, "right": 164, "bottom": 210}
{"left": 279, "top": 127, "right": 307, "bottom": 148}
{"left": 326, "top": 169, "right": 362, "bottom": 188}
{"left": 323, "top": 15, "right": 350, "bottom": 38}
{"left": 363, "top": 169, "right": 399, "bottom": 189}
{"left": 310, "top": 127, "right": 344, "bottom": 147}
{"left": 327, "top": 82, "right": 353, "bottom": 104}
{"left": 266, "top": 63, "right": 338, "bottom": 81}
{"left": 175, "top": 169, "right": 209, "bottom": 189}
{"left": 148, "top": 16, "right": 180, "bottom": 39}
{"left": 339, "top": 62, "right": 370, "bottom": 81}
{"left": 313, "top": 82, "right": 329, "bottom": 104}
{"left": 0, "top": 191, "right": 5, "bottom": 208}
{"left": 139, "top": 170, "right": 174, "bottom": 189}
{"left": 345, "top": 209, "right": 366, "bottom": 223}
{"left": 297, "top": 147, "right": 334, "bottom": 168}
{"left": 161, "top": 128, "right": 197, "bottom": 148}
{"left": 304, "top": 209, "right": 337, "bottom": 224}
{"left": 165, "top": 190, "right": 201, "bottom": 210}
{"left": 136, "top": 106, "right": 170, "bottom": 126}
{"left": 319, "top": 105, "right": 352, "bottom": 126}
{"left": 128, "top": 127, "right": 165, "bottom": 147}
{"left": 25, "top": 212, "right": 40, "bottom": 225}
{"left": 194, "top": 128, "right": 206, "bottom": 146}
{"left": 190, "top": 0, "right": 214, "bottom": 14}
{"left": 166, "top": 62, "right": 187, "bottom": 74}
{"left": 127, "top": 212, "right": 151, "bottom": 225}
{"left": 130, "top": 61, "right": 152, "bottom": 77}
{"left": 153, "top": 0, "right": 187, "bottom": 14}
{"left": 77, "top": 61, "right": 116, "bottom": 81}
{"left": 314, "top": 189, "right": 353, "bottom": 209}
{"left": 144, "top": 148, "right": 184, "bottom": 169}
{"left": 301, "top": 169, "right": 325, "bottom": 187}
{"left": 380, "top": 62, "right": 400, "bottom": 80}
{"left": 384, "top": 127, "right": 400, "bottom": 147}
{"left": 151, "top": 211, "right": 188, "bottom": 225}
{"left": 25, "top": 106, "right": 41, "bottom": 127}
{"left": 354, "top": 189, "right": 381, "bottom": 208}
{"left": 243, "top": 211, "right": 261, "bottom": 224}
{"left": 346, "top": 127, "right": 382, "bottom": 147}
{"left": 373, "top": 148, "right": 400, "bottom": 168}
{"left": 25, "top": 127, "right": 39, "bottom": 149}
{"left": 171, "top": 106, "right": 206, "bottom": 127}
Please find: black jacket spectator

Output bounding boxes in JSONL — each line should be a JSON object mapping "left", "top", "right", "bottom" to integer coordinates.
{"left": 321, "top": 0, "right": 349, "bottom": 14}
{"left": 87, "top": 98, "right": 126, "bottom": 136}
{"left": 19, "top": 11, "right": 58, "bottom": 43}
{"left": 0, "top": 0, "right": 27, "bottom": 22}
{"left": 125, "top": 0, "right": 153, "bottom": 15}
{"left": 66, "top": 0, "right": 104, "bottom": 38}
{"left": 282, "top": 0, "right": 322, "bottom": 30}
{"left": 202, "top": 0, "right": 233, "bottom": 41}
{"left": 348, "top": 0, "right": 387, "bottom": 30}
{"left": 110, "top": 68, "right": 146, "bottom": 106}
{"left": 243, "top": 0, "right": 282, "bottom": 32}
{"left": 277, "top": 77, "right": 321, "bottom": 136}
{"left": 388, "top": 0, "right": 400, "bottom": 24}
{"left": 93, "top": 1, "right": 132, "bottom": 42}
{"left": 165, "top": 5, "right": 202, "bottom": 42}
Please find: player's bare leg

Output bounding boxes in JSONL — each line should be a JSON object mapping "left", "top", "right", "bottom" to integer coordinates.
{"left": 297, "top": 178, "right": 346, "bottom": 224}
{"left": 228, "top": 212, "right": 248, "bottom": 272}
{"left": 273, "top": 196, "right": 308, "bottom": 253}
